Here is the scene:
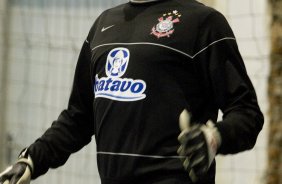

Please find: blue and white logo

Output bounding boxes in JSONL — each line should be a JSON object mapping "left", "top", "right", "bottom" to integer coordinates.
{"left": 106, "top": 48, "right": 129, "bottom": 78}
{"left": 94, "top": 48, "right": 147, "bottom": 102}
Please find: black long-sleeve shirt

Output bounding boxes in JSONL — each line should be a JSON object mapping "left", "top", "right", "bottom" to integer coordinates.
{"left": 28, "top": 0, "right": 264, "bottom": 183}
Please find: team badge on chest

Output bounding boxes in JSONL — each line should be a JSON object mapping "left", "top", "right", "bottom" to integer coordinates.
{"left": 151, "top": 10, "right": 182, "bottom": 38}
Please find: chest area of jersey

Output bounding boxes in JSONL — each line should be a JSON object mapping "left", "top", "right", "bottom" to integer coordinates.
{"left": 90, "top": 9, "right": 200, "bottom": 102}
{"left": 92, "top": 9, "right": 195, "bottom": 50}
{"left": 91, "top": 44, "right": 200, "bottom": 103}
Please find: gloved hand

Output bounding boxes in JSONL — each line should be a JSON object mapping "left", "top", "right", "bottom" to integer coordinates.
{"left": 177, "top": 110, "right": 221, "bottom": 182}
{"left": 0, "top": 149, "right": 33, "bottom": 184}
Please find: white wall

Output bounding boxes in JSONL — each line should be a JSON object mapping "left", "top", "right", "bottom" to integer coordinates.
{"left": 214, "top": 0, "right": 270, "bottom": 183}
{"left": 0, "top": 0, "right": 8, "bottom": 170}
{"left": 3, "top": 1, "right": 124, "bottom": 183}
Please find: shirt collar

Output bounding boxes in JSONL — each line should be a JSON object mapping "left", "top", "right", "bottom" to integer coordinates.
{"left": 129, "top": 0, "right": 162, "bottom": 4}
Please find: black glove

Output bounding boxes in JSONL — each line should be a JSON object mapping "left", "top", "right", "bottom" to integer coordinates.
{"left": 177, "top": 109, "right": 221, "bottom": 182}
{"left": 0, "top": 149, "right": 33, "bottom": 184}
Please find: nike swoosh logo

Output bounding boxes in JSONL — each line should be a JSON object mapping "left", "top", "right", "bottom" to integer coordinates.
{"left": 101, "top": 25, "right": 115, "bottom": 32}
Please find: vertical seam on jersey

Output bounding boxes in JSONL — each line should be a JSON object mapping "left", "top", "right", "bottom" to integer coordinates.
{"left": 97, "top": 151, "right": 185, "bottom": 159}
{"left": 192, "top": 37, "right": 236, "bottom": 59}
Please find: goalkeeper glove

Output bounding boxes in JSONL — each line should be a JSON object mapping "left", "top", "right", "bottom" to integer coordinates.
{"left": 178, "top": 119, "right": 221, "bottom": 182}
{"left": 0, "top": 149, "right": 34, "bottom": 184}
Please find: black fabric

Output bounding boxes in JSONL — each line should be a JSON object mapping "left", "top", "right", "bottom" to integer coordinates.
{"left": 27, "top": 0, "right": 264, "bottom": 183}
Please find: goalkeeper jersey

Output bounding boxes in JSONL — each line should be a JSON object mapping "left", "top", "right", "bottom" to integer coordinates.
{"left": 28, "top": 0, "right": 264, "bottom": 183}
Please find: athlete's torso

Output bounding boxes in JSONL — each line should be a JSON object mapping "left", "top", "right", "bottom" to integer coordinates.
{"left": 89, "top": 1, "right": 218, "bottom": 183}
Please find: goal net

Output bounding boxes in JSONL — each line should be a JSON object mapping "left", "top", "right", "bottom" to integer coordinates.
{"left": 0, "top": 0, "right": 270, "bottom": 184}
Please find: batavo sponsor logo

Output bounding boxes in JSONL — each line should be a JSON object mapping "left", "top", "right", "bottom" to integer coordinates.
{"left": 94, "top": 47, "right": 146, "bottom": 101}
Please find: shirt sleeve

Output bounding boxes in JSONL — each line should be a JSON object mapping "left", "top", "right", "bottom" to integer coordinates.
{"left": 27, "top": 38, "right": 95, "bottom": 179}
{"left": 194, "top": 10, "right": 264, "bottom": 154}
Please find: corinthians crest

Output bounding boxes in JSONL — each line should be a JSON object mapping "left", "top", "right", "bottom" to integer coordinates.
{"left": 151, "top": 10, "right": 182, "bottom": 38}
